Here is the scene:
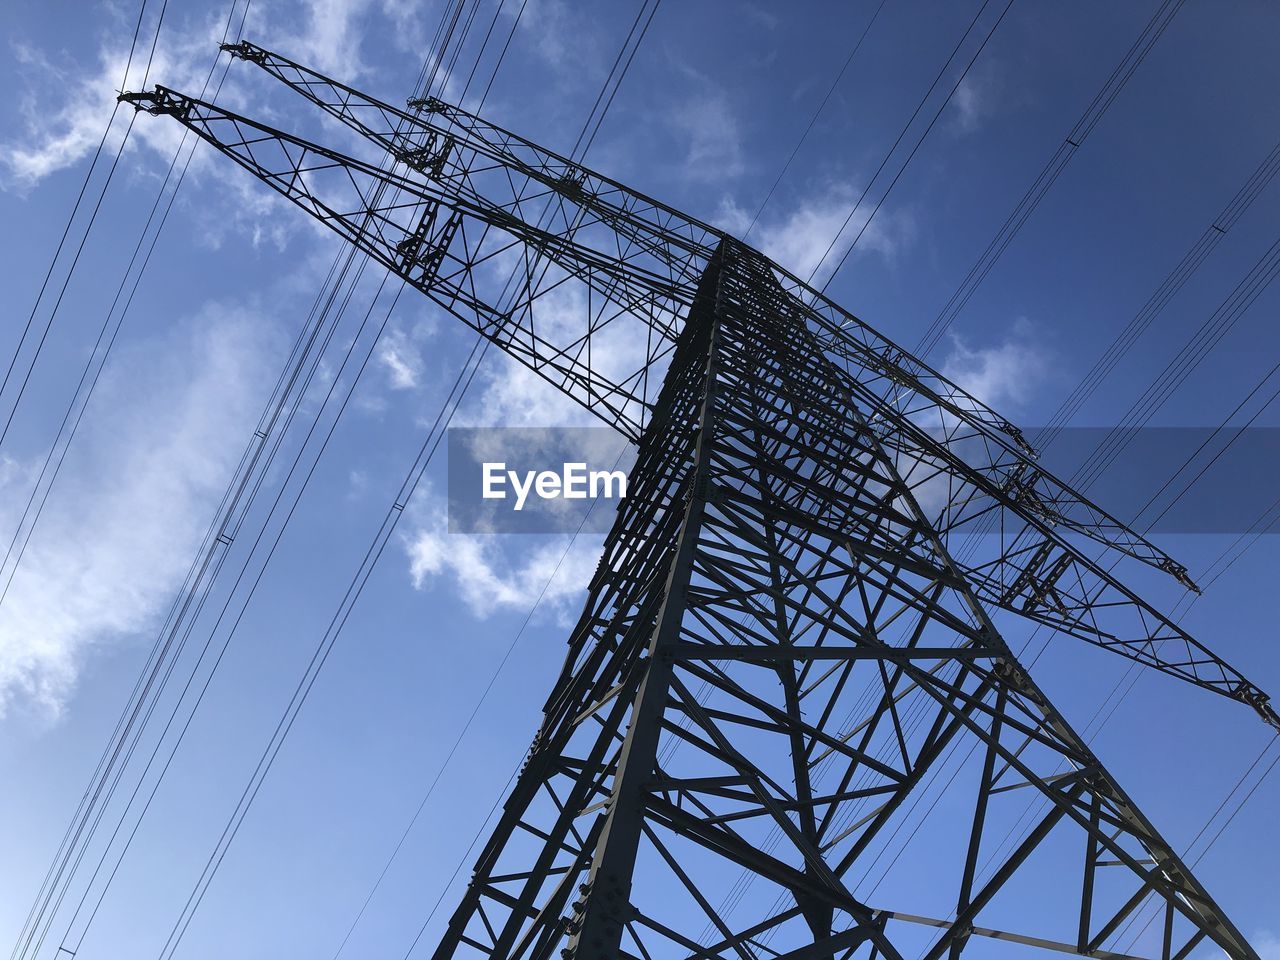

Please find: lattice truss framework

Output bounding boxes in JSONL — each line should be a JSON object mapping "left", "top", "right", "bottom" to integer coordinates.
{"left": 120, "top": 41, "right": 1274, "bottom": 960}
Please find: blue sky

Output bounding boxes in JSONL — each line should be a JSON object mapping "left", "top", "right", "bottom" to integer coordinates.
{"left": 0, "top": 1, "right": 1278, "bottom": 957}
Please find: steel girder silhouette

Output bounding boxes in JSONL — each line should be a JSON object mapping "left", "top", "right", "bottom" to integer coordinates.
{"left": 121, "top": 41, "right": 1273, "bottom": 960}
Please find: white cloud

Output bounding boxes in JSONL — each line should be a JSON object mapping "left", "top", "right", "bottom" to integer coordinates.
{"left": 670, "top": 87, "right": 744, "bottom": 181}
{"left": 949, "top": 76, "right": 986, "bottom": 134}
{"left": 719, "top": 184, "right": 915, "bottom": 280}
{"left": 284, "top": 0, "right": 376, "bottom": 79}
{"left": 948, "top": 63, "right": 1003, "bottom": 135}
{"left": 1253, "top": 932, "right": 1280, "bottom": 960}
{"left": 939, "top": 318, "right": 1050, "bottom": 412}
{"left": 376, "top": 325, "right": 425, "bottom": 390}
{"left": 463, "top": 356, "right": 592, "bottom": 430}
{"left": 520, "top": 0, "right": 576, "bottom": 70}
{"left": 742, "top": 4, "right": 780, "bottom": 31}
{"left": 0, "top": 7, "right": 222, "bottom": 190}
{"left": 377, "top": 0, "right": 434, "bottom": 58}
{"left": 0, "top": 0, "right": 395, "bottom": 192}
{"left": 0, "top": 304, "right": 278, "bottom": 719}
{"left": 403, "top": 502, "right": 602, "bottom": 622}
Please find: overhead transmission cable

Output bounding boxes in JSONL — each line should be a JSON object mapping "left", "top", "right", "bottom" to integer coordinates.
{"left": 0, "top": 0, "right": 151, "bottom": 420}
{"left": 123, "top": 1, "right": 661, "bottom": 953}
{"left": 913, "top": 0, "right": 1188, "bottom": 357}
{"left": 936, "top": 138, "right": 1280, "bottom": 574}
{"left": 1040, "top": 137, "right": 1280, "bottom": 444}
{"left": 63, "top": 128, "right": 449, "bottom": 950}
{"left": 742, "top": 0, "right": 889, "bottom": 241}
{"left": 5, "top": 10, "right": 239, "bottom": 958}
{"left": 0, "top": 0, "right": 262, "bottom": 625}
{"left": 329, "top": 445, "right": 624, "bottom": 960}
{"left": 477, "top": 0, "right": 529, "bottom": 111}
{"left": 53, "top": 96, "right": 438, "bottom": 960}
{"left": 0, "top": 0, "right": 172, "bottom": 453}
{"left": 154, "top": 285, "right": 481, "bottom": 960}
{"left": 1113, "top": 739, "right": 1280, "bottom": 953}
{"left": 1, "top": 7, "right": 468, "bottom": 959}
{"left": 457, "top": 0, "right": 507, "bottom": 104}
{"left": 810, "top": 0, "right": 1015, "bottom": 292}
{"left": 52, "top": 3, "right": 504, "bottom": 957}
{"left": 1067, "top": 234, "right": 1280, "bottom": 493}
{"left": 53, "top": 248, "right": 397, "bottom": 960}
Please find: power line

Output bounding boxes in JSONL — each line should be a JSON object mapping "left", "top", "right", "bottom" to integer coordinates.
{"left": 1070, "top": 232, "right": 1280, "bottom": 493}
{"left": 1040, "top": 137, "right": 1280, "bottom": 443}
{"left": 1117, "top": 740, "right": 1280, "bottom": 953}
{"left": 816, "top": 0, "right": 1015, "bottom": 294}
{"left": 154, "top": 291, "right": 482, "bottom": 960}
{"left": 743, "top": 0, "right": 890, "bottom": 241}
{"left": 914, "top": 0, "right": 1188, "bottom": 358}
{"left": 0, "top": 0, "right": 260, "bottom": 625}
{"left": 802, "top": 0, "right": 1004, "bottom": 288}
{"left": 0, "top": 0, "right": 151, "bottom": 420}
{"left": 332, "top": 442, "right": 624, "bottom": 960}
{"left": 49, "top": 3, "right": 563, "bottom": 952}
{"left": 0, "top": 0, "right": 172, "bottom": 454}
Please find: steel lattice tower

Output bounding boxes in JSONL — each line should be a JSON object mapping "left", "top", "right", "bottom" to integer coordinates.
{"left": 122, "top": 42, "right": 1276, "bottom": 960}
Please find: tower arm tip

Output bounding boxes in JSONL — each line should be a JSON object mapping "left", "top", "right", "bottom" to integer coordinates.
{"left": 220, "top": 40, "right": 267, "bottom": 63}
{"left": 1242, "top": 687, "right": 1280, "bottom": 733}
{"left": 117, "top": 87, "right": 187, "bottom": 117}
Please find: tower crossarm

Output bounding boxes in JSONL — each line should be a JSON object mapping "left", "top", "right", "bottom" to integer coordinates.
{"left": 119, "top": 83, "right": 693, "bottom": 437}
{"left": 220, "top": 40, "right": 722, "bottom": 293}
{"left": 118, "top": 70, "right": 1278, "bottom": 727}
{"left": 733, "top": 245, "right": 1278, "bottom": 726}
{"left": 197, "top": 41, "right": 1206, "bottom": 595}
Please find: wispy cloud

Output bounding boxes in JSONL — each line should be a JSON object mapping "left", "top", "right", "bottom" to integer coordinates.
{"left": 399, "top": 274, "right": 637, "bottom": 624}
{"left": 377, "top": 0, "right": 434, "bottom": 59}
{"left": 282, "top": 0, "right": 406, "bottom": 80}
{"left": 403, "top": 500, "right": 602, "bottom": 623}
{"left": 947, "top": 62, "right": 1003, "bottom": 135}
{"left": 669, "top": 86, "right": 745, "bottom": 181}
{"left": 719, "top": 183, "right": 916, "bottom": 279}
{"left": 0, "top": 304, "right": 278, "bottom": 719}
{"left": 0, "top": 7, "right": 226, "bottom": 191}
{"left": 518, "top": 0, "right": 576, "bottom": 71}
{"left": 939, "top": 317, "right": 1050, "bottom": 411}
{"left": 375, "top": 324, "right": 427, "bottom": 391}
{"left": 0, "top": 0, "right": 406, "bottom": 193}
{"left": 1251, "top": 932, "right": 1280, "bottom": 960}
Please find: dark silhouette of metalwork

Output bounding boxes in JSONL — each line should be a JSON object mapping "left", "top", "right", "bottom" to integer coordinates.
{"left": 122, "top": 41, "right": 1275, "bottom": 960}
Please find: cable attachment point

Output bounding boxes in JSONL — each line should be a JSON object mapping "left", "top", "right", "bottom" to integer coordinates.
{"left": 407, "top": 96, "right": 447, "bottom": 115}
{"left": 1002, "top": 421, "right": 1038, "bottom": 459}
{"left": 1237, "top": 685, "right": 1280, "bottom": 733}
{"left": 1159, "top": 558, "right": 1200, "bottom": 593}
{"left": 219, "top": 41, "right": 266, "bottom": 63}
{"left": 117, "top": 87, "right": 188, "bottom": 119}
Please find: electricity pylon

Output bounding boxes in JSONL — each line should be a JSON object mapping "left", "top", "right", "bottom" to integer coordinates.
{"left": 122, "top": 41, "right": 1275, "bottom": 960}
